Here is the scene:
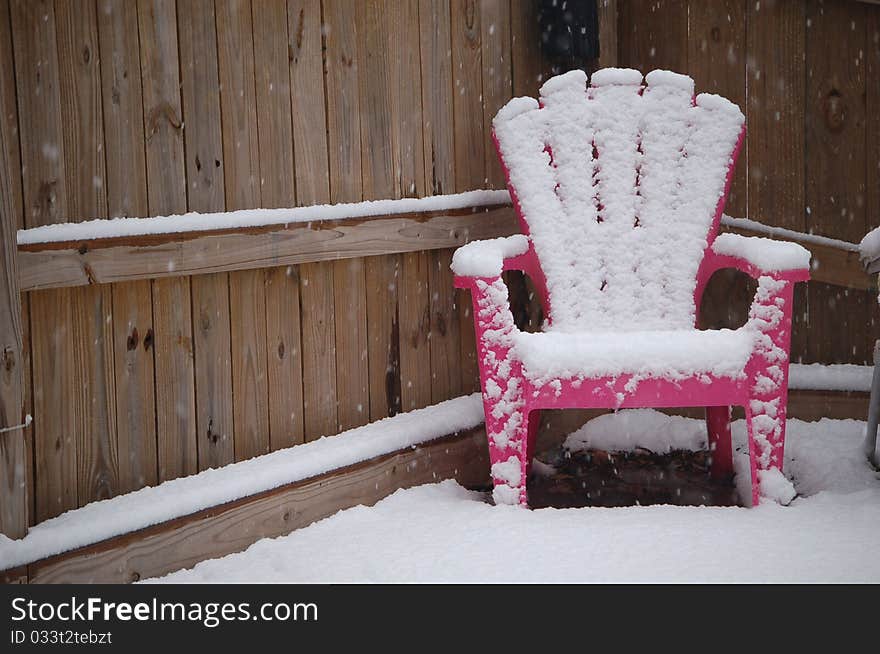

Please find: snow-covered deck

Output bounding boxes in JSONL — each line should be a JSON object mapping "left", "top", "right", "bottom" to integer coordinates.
{"left": 149, "top": 411, "right": 880, "bottom": 583}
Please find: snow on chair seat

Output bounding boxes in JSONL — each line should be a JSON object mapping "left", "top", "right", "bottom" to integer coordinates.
{"left": 454, "top": 67, "right": 811, "bottom": 508}
{"left": 512, "top": 329, "right": 754, "bottom": 387}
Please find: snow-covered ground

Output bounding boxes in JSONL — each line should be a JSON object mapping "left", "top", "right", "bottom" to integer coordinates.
{"left": 148, "top": 411, "right": 880, "bottom": 583}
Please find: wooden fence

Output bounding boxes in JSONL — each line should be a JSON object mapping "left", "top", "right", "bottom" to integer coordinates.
{"left": 0, "top": 0, "right": 877, "bottom": 532}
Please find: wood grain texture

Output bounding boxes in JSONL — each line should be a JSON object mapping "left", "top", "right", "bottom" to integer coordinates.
{"left": 111, "top": 280, "right": 158, "bottom": 491}
{"left": 323, "top": 0, "right": 362, "bottom": 203}
{"left": 230, "top": 269, "right": 270, "bottom": 461}
{"left": 452, "top": 0, "right": 484, "bottom": 192}
{"left": 0, "top": 0, "right": 26, "bottom": 537}
{"left": 300, "top": 261, "right": 337, "bottom": 440}
{"left": 71, "top": 285, "right": 118, "bottom": 505}
{"left": 480, "top": 0, "right": 512, "bottom": 189}
{"left": 511, "top": 0, "right": 547, "bottom": 98}
{"left": 177, "top": 0, "right": 233, "bottom": 476}
{"left": 805, "top": 0, "right": 868, "bottom": 364}
{"left": 688, "top": 1, "right": 750, "bottom": 333}
{"left": 98, "top": 0, "right": 158, "bottom": 495}
{"left": 17, "top": 206, "right": 520, "bottom": 290}
{"left": 216, "top": 0, "right": 261, "bottom": 211}
{"left": 26, "top": 428, "right": 490, "bottom": 584}
{"left": 428, "top": 249, "right": 461, "bottom": 403}
{"left": 97, "top": 0, "right": 149, "bottom": 221}
{"left": 138, "top": 0, "right": 196, "bottom": 486}
{"left": 0, "top": 0, "right": 23, "bottom": 231}
{"left": 191, "top": 272, "right": 233, "bottom": 471}
{"left": 333, "top": 257, "right": 369, "bottom": 430}
{"left": 265, "top": 265, "right": 304, "bottom": 450}
{"left": 452, "top": 0, "right": 484, "bottom": 394}
{"left": 9, "top": 0, "right": 67, "bottom": 228}
{"left": 365, "top": 255, "right": 401, "bottom": 420}
{"left": 55, "top": 0, "right": 108, "bottom": 223}
{"left": 617, "top": 0, "right": 687, "bottom": 73}
{"left": 399, "top": 251, "right": 432, "bottom": 412}
{"left": 30, "top": 289, "right": 77, "bottom": 521}
{"left": 597, "top": 0, "right": 618, "bottom": 69}
{"left": 288, "top": 0, "right": 330, "bottom": 205}
{"left": 419, "top": 0, "right": 455, "bottom": 195}
{"left": 55, "top": 0, "right": 119, "bottom": 509}
{"left": 252, "top": 0, "right": 295, "bottom": 209}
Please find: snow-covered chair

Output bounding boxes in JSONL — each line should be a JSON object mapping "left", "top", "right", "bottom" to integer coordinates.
{"left": 452, "top": 68, "right": 811, "bottom": 507}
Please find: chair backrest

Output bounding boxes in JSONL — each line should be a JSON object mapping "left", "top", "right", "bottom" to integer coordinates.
{"left": 492, "top": 68, "right": 744, "bottom": 333}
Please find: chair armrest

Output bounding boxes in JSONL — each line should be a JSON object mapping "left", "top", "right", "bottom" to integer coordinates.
{"left": 710, "top": 233, "right": 811, "bottom": 281}
{"left": 451, "top": 235, "right": 531, "bottom": 285}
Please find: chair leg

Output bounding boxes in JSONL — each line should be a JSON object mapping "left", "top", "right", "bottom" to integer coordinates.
{"left": 483, "top": 397, "right": 531, "bottom": 507}
{"left": 705, "top": 406, "right": 733, "bottom": 479}
{"left": 745, "top": 389, "right": 788, "bottom": 507}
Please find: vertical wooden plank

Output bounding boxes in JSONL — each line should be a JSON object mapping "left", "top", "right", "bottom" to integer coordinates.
{"left": 323, "top": 0, "right": 361, "bottom": 202}
{"left": 867, "top": 6, "right": 880, "bottom": 355}
{"left": 288, "top": 0, "right": 330, "bottom": 206}
{"left": 0, "top": 0, "right": 26, "bottom": 538}
{"left": 452, "top": 0, "right": 483, "bottom": 394}
{"left": 0, "top": 0, "right": 31, "bottom": 531}
{"left": 365, "top": 255, "right": 401, "bottom": 418}
{"left": 177, "top": 0, "right": 225, "bottom": 213}
{"left": 71, "top": 285, "right": 118, "bottom": 504}
{"left": 687, "top": 0, "right": 747, "bottom": 216}
{"left": 452, "top": 0, "right": 484, "bottom": 192}
{"left": 229, "top": 270, "right": 269, "bottom": 459}
{"left": 480, "top": 0, "right": 511, "bottom": 189}
{"left": 420, "top": 1, "right": 462, "bottom": 403}
{"left": 511, "top": 0, "right": 546, "bottom": 98}
{"left": 746, "top": 0, "right": 805, "bottom": 232}
{"left": 300, "top": 262, "right": 337, "bottom": 439}
{"left": 137, "top": 0, "right": 196, "bottom": 480}
{"left": 10, "top": 0, "right": 67, "bottom": 228}
{"left": 265, "top": 265, "right": 304, "bottom": 449}
{"left": 30, "top": 290, "right": 76, "bottom": 521}
{"left": 420, "top": 0, "right": 454, "bottom": 196}
{"left": 110, "top": 281, "right": 158, "bottom": 491}
{"left": 0, "top": 0, "right": 23, "bottom": 231}
{"left": 688, "top": 1, "right": 753, "bottom": 334}
{"left": 746, "top": 0, "right": 807, "bottom": 360}
{"left": 190, "top": 274, "right": 233, "bottom": 470}
{"left": 56, "top": 0, "right": 108, "bottom": 223}
{"left": 352, "top": 0, "right": 399, "bottom": 421}
{"left": 98, "top": 0, "right": 149, "bottom": 219}
{"left": 178, "top": 0, "right": 235, "bottom": 472}
{"left": 216, "top": 0, "right": 261, "bottom": 211}
{"left": 597, "top": 0, "right": 618, "bottom": 69}
{"left": 333, "top": 258, "right": 369, "bottom": 429}
{"left": 241, "top": 0, "right": 291, "bottom": 454}
{"left": 253, "top": 0, "right": 295, "bottom": 209}
{"left": 10, "top": 0, "right": 76, "bottom": 521}
{"left": 97, "top": 0, "right": 158, "bottom": 494}
{"left": 56, "top": 0, "right": 120, "bottom": 507}
{"left": 288, "top": 0, "right": 344, "bottom": 442}
{"left": 399, "top": 250, "right": 433, "bottom": 411}
{"left": 390, "top": 1, "right": 431, "bottom": 411}
{"left": 617, "top": 0, "right": 688, "bottom": 73}
{"left": 805, "top": 0, "right": 867, "bottom": 364}
{"left": 428, "top": 249, "right": 461, "bottom": 403}
{"left": 216, "top": 0, "right": 259, "bottom": 463}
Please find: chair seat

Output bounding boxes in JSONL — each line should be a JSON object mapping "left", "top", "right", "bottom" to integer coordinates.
{"left": 512, "top": 328, "right": 755, "bottom": 385}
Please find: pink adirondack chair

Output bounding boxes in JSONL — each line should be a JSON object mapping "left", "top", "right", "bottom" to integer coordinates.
{"left": 452, "top": 68, "right": 811, "bottom": 508}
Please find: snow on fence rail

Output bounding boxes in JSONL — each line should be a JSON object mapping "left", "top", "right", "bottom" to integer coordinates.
{"left": 0, "top": 394, "right": 485, "bottom": 571}
{"left": 16, "top": 190, "right": 872, "bottom": 292}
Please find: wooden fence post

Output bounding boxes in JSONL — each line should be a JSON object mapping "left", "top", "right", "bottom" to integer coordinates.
{"left": 0, "top": 89, "right": 27, "bottom": 540}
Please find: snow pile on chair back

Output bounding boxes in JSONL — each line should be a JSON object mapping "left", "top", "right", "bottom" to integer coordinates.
{"left": 493, "top": 68, "right": 744, "bottom": 332}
